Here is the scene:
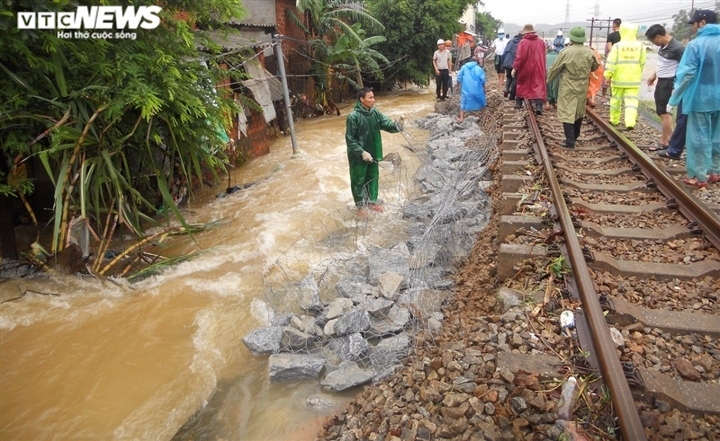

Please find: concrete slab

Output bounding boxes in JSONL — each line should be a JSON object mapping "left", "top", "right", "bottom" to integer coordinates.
{"left": 497, "top": 243, "right": 548, "bottom": 281}
{"left": 499, "top": 215, "right": 544, "bottom": 242}
{"left": 502, "top": 139, "right": 524, "bottom": 151}
{"left": 501, "top": 193, "right": 523, "bottom": 215}
{"left": 502, "top": 149, "right": 533, "bottom": 162}
{"left": 580, "top": 223, "right": 692, "bottom": 240}
{"left": 501, "top": 160, "right": 531, "bottom": 175}
{"left": 570, "top": 200, "right": 670, "bottom": 214}
{"left": 496, "top": 352, "right": 564, "bottom": 380}
{"left": 607, "top": 296, "right": 720, "bottom": 337}
{"left": 504, "top": 131, "right": 524, "bottom": 140}
{"left": 636, "top": 367, "right": 720, "bottom": 415}
{"left": 500, "top": 175, "right": 533, "bottom": 193}
{"left": 591, "top": 252, "right": 720, "bottom": 281}
{"left": 559, "top": 179, "right": 651, "bottom": 193}
{"left": 556, "top": 164, "right": 633, "bottom": 176}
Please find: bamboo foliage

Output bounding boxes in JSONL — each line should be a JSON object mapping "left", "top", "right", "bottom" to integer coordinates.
{"left": 0, "top": 0, "right": 249, "bottom": 272}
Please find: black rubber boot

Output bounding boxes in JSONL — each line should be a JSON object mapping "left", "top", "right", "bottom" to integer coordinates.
{"left": 562, "top": 123, "right": 575, "bottom": 149}
{"left": 514, "top": 98, "right": 523, "bottom": 110}
{"left": 535, "top": 100, "right": 543, "bottom": 115}
{"left": 573, "top": 118, "right": 582, "bottom": 141}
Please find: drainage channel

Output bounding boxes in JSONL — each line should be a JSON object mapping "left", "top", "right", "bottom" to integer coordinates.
{"left": 496, "top": 99, "right": 720, "bottom": 440}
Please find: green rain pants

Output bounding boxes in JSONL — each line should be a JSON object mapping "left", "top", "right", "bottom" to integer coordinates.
{"left": 349, "top": 161, "right": 379, "bottom": 206}
{"left": 609, "top": 86, "right": 639, "bottom": 128}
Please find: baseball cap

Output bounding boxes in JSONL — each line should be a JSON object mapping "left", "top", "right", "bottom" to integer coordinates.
{"left": 687, "top": 9, "right": 718, "bottom": 24}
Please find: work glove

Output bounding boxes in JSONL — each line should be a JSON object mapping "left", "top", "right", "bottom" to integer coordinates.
{"left": 666, "top": 104, "right": 675, "bottom": 114}
{"left": 361, "top": 151, "right": 373, "bottom": 162}
{"left": 394, "top": 116, "right": 405, "bottom": 132}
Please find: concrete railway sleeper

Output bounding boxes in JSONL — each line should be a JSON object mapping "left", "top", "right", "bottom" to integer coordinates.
{"left": 497, "top": 98, "right": 720, "bottom": 440}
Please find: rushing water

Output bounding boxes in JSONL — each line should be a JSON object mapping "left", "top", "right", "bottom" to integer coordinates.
{"left": 0, "top": 89, "right": 434, "bottom": 441}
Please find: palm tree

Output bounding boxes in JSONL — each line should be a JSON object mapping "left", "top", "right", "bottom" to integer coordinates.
{"left": 286, "top": 0, "right": 385, "bottom": 112}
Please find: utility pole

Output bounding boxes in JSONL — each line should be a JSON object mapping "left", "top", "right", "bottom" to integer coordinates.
{"left": 273, "top": 34, "right": 298, "bottom": 155}
{"left": 565, "top": 0, "right": 570, "bottom": 28}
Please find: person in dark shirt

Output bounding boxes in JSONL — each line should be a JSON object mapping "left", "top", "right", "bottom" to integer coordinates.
{"left": 603, "top": 18, "right": 622, "bottom": 98}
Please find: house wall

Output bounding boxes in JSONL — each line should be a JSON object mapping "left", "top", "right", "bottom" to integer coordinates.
{"left": 226, "top": 0, "right": 310, "bottom": 161}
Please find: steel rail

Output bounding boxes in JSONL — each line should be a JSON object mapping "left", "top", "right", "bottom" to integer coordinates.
{"left": 523, "top": 101, "right": 647, "bottom": 441}
{"left": 586, "top": 108, "right": 720, "bottom": 250}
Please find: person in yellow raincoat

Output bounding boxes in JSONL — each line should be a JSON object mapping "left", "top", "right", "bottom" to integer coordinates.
{"left": 603, "top": 23, "right": 646, "bottom": 129}
{"left": 586, "top": 47, "right": 604, "bottom": 107}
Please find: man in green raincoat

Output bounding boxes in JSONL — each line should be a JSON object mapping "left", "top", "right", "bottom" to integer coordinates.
{"left": 345, "top": 87, "right": 403, "bottom": 214}
{"left": 547, "top": 27, "right": 600, "bottom": 148}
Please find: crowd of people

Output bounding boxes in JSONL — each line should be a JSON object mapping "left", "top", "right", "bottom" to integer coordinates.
{"left": 343, "top": 9, "right": 719, "bottom": 217}
{"left": 430, "top": 9, "right": 719, "bottom": 187}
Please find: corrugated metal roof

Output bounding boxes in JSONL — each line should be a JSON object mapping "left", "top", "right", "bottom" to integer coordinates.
{"left": 230, "top": 0, "right": 276, "bottom": 27}
{"left": 243, "top": 60, "right": 284, "bottom": 102}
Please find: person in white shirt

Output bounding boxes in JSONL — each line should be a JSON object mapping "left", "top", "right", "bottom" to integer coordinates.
{"left": 490, "top": 28, "right": 508, "bottom": 83}
{"left": 433, "top": 38, "right": 453, "bottom": 100}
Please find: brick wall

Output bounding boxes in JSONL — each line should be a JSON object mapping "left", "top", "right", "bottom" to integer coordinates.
{"left": 236, "top": 109, "right": 270, "bottom": 158}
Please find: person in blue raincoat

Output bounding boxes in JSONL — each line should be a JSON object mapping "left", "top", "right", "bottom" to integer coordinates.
{"left": 667, "top": 10, "right": 720, "bottom": 188}
{"left": 455, "top": 55, "right": 487, "bottom": 122}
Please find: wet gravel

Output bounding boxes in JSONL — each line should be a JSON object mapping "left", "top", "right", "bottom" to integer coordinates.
{"left": 584, "top": 236, "right": 718, "bottom": 263}
{"left": 579, "top": 210, "right": 689, "bottom": 229}
{"left": 591, "top": 269, "right": 720, "bottom": 314}
{"left": 319, "top": 76, "right": 720, "bottom": 441}
{"left": 565, "top": 189, "right": 666, "bottom": 206}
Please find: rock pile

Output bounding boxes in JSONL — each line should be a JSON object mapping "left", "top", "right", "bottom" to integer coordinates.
{"left": 242, "top": 113, "right": 494, "bottom": 393}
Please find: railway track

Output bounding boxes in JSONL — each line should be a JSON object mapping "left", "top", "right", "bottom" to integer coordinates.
{"left": 496, "top": 99, "right": 720, "bottom": 440}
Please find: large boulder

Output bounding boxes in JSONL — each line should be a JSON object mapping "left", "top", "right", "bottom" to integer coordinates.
{"left": 298, "top": 275, "right": 323, "bottom": 311}
{"left": 242, "top": 326, "right": 282, "bottom": 355}
{"left": 268, "top": 353, "right": 325, "bottom": 382}
{"left": 321, "top": 361, "right": 374, "bottom": 392}
{"left": 281, "top": 326, "right": 314, "bottom": 350}
{"left": 334, "top": 309, "right": 371, "bottom": 337}
{"left": 368, "top": 332, "right": 411, "bottom": 366}
{"left": 324, "top": 297, "right": 354, "bottom": 321}
{"left": 368, "top": 244, "right": 410, "bottom": 283}
{"left": 328, "top": 332, "right": 370, "bottom": 362}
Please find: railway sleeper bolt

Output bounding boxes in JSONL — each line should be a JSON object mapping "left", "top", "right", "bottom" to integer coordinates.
{"left": 666, "top": 198, "right": 679, "bottom": 209}
{"left": 563, "top": 194, "right": 573, "bottom": 204}
{"left": 622, "top": 361, "right": 646, "bottom": 390}
{"left": 620, "top": 152, "right": 628, "bottom": 159}
{"left": 631, "top": 164, "right": 641, "bottom": 172}
{"left": 646, "top": 179, "right": 657, "bottom": 188}
{"left": 582, "top": 247, "right": 595, "bottom": 262}
{"left": 598, "top": 293, "right": 615, "bottom": 312}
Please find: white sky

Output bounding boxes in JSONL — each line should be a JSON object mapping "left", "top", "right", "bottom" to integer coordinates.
{"left": 480, "top": 0, "right": 717, "bottom": 27}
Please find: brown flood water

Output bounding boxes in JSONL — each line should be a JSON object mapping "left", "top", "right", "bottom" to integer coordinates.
{"left": 0, "top": 88, "right": 434, "bottom": 441}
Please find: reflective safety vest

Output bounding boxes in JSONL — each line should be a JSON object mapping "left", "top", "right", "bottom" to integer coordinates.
{"left": 604, "top": 24, "right": 646, "bottom": 88}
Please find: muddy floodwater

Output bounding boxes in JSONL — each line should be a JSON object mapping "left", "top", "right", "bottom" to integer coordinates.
{"left": 0, "top": 89, "right": 435, "bottom": 441}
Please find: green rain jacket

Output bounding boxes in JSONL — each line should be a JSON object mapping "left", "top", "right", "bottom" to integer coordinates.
{"left": 604, "top": 23, "right": 646, "bottom": 88}
{"left": 547, "top": 44, "right": 599, "bottom": 124}
{"left": 345, "top": 101, "right": 399, "bottom": 164}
